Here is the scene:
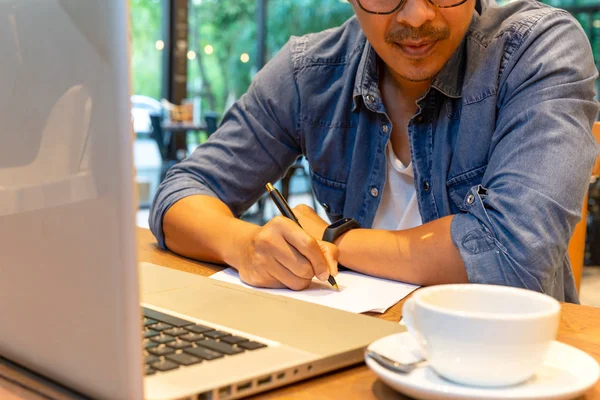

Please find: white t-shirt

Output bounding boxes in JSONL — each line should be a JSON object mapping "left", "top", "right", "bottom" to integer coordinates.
{"left": 371, "top": 142, "right": 423, "bottom": 231}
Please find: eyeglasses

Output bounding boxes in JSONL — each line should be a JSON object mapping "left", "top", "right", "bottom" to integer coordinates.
{"left": 356, "top": 0, "right": 468, "bottom": 14}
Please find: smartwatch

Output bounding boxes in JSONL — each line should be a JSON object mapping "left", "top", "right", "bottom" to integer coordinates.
{"left": 322, "top": 217, "right": 361, "bottom": 244}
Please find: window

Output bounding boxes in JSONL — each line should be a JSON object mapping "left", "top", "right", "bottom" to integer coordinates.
{"left": 131, "top": 0, "right": 165, "bottom": 211}
{"left": 186, "top": 0, "right": 354, "bottom": 117}
{"left": 131, "top": 0, "right": 164, "bottom": 102}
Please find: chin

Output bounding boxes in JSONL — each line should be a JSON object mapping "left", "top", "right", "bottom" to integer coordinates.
{"left": 396, "top": 68, "right": 438, "bottom": 83}
{"left": 402, "top": 73, "right": 437, "bottom": 83}
{"left": 389, "top": 57, "right": 443, "bottom": 83}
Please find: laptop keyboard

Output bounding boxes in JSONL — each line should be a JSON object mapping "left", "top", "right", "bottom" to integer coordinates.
{"left": 142, "top": 307, "right": 267, "bottom": 375}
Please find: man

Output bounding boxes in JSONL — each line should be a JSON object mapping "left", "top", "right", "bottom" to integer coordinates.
{"left": 150, "top": 0, "right": 599, "bottom": 302}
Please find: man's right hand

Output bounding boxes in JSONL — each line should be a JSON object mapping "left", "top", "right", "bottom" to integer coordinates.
{"left": 236, "top": 216, "right": 339, "bottom": 291}
{"left": 163, "top": 195, "right": 338, "bottom": 291}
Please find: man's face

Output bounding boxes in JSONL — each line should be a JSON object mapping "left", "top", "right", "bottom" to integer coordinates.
{"left": 353, "top": 0, "right": 475, "bottom": 83}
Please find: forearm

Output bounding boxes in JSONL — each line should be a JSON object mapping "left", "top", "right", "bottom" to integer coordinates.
{"left": 163, "top": 195, "right": 259, "bottom": 268}
{"left": 335, "top": 215, "right": 468, "bottom": 286}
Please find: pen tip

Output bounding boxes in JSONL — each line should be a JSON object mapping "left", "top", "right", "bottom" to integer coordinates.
{"left": 265, "top": 182, "right": 274, "bottom": 192}
{"left": 327, "top": 275, "right": 340, "bottom": 291}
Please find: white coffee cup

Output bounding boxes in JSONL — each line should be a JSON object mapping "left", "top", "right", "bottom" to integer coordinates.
{"left": 402, "top": 284, "right": 560, "bottom": 387}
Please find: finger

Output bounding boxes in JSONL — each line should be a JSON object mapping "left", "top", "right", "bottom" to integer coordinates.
{"left": 292, "top": 204, "right": 316, "bottom": 216}
{"left": 238, "top": 263, "right": 286, "bottom": 289}
{"left": 257, "top": 220, "right": 314, "bottom": 279}
{"left": 277, "top": 224, "right": 330, "bottom": 281}
{"left": 273, "top": 242, "right": 315, "bottom": 280}
{"left": 318, "top": 240, "right": 339, "bottom": 276}
{"left": 268, "top": 217, "right": 331, "bottom": 281}
{"left": 267, "top": 260, "right": 312, "bottom": 291}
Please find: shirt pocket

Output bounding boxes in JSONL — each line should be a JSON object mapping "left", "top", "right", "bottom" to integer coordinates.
{"left": 446, "top": 165, "right": 487, "bottom": 212}
{"left": 310, "top": 169, "right": 347, "bottom": 223}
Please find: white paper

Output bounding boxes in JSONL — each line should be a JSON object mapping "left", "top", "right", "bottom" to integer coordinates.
{"left": 210, "top": 268, "right": 419, "bottom": 314}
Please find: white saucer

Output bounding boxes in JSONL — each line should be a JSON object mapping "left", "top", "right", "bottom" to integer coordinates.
{"left": 365, "top": 332, "right": 600, "bottom": 400}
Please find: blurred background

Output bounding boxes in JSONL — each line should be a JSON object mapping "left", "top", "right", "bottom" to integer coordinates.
{"left": 130, "top": 0, "right": 600, "bottom": 305}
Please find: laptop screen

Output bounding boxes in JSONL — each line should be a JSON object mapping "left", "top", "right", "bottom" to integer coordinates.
{"left": 0, "top": 1, "right": 143, "bottom": 398}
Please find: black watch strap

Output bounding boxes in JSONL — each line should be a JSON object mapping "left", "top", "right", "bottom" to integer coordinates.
{"left": 322, "top": 217, "right": 361, "bottom": 243}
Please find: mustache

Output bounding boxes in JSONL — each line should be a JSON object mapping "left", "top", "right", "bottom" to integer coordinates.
{"left": 385, "top": 24, "right": 450, "bottom": 43}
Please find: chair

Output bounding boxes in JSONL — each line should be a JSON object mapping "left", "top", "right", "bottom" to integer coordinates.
{"left": 280, "top": 156, "right": 318, "bottom": 210}
{"left": 204, "top": 111, "right": 220, "bottom": 136}
{"left": 586, "top": 181, "right": 600, "bottom": 265}
{"left": 149, "top": 114, "right": 176, "bottom": 182}
{"left": 131, "top": 95, "right": 163, "bottom": 136}
{"left": 568, "top": 121, "right": 600, "bottom": 292}
{"left": 241, "top": 156, "right": 317, "bottom": 225}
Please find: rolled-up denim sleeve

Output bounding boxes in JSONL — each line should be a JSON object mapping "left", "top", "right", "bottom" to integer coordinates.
{"left": 149, "top": 41, "right": 302, "bottom": 249}
{"left": 451, "top": 11, "right": 600, "bottom": 296}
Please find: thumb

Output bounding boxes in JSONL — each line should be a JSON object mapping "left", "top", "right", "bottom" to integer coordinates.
{"left": 317, "top": 240, "right": 339, "bottom": 277}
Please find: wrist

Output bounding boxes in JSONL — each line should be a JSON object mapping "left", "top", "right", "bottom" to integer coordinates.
{"left": 322, "top": 218, "right": 361, "bottom": 243}
{"left": 221, "top": 220, "right": 260, "bottom": 269}
{"left": 333, "top": 228, "right": 356, "bottom": 247}
{"left": 322, "top": 218, "right": 360, "bottom": 269}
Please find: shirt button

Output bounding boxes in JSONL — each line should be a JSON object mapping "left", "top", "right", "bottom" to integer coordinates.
{"left": 370, "top": 187, "right": 379, "bottom": 197}
{"left": 466, "top": 194, "right": 475, "bottom": 205}
{"left": 423, "top": 181, "right": 430, "bottom": 192}
{"left": 366, "top": 94, "right": 375, "bottom": 103}
{"left": 382, "top": 124, "right": 389, "bottom": 134}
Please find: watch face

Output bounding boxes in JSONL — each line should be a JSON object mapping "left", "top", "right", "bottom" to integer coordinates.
{"left": 323, "top": 218, "right": 360, "bottom": 243}
{"left": 330, "top": 217, "right": 352, "bottom": 229}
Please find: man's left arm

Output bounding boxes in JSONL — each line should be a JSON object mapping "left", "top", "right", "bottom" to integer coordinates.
{"left": 297, "top": 11, "right": 600, "bottom": 290}
{"left": 295, "top": 206, "right": 466, "bottom": 286}
{"left": 294, "top": 205, "right": 468, "bottom": 286}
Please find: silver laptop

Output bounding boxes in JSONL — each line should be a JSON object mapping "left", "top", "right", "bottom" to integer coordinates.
{"left": 0, "top": 1, "right": 403, "bottom": 399}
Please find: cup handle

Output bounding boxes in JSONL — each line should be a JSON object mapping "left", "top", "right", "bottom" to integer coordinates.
{"left": 402, "top": 297, "right": 418, "bottom": 337}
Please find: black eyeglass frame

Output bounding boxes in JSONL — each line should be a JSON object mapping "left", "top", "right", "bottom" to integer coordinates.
{"left": 355, "top": 0, "right": 468, "bottom": 14}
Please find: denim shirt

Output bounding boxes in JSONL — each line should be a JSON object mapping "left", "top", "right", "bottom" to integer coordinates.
{"left": 150, "top": 0, "right": 599, "bottom": 302}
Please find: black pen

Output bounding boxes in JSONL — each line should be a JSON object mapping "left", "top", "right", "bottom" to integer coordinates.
{"left": 265, "top": 182, "right": 340, "bottom": 291}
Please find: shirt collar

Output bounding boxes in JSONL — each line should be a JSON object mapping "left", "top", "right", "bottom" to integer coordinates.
{"left": 352, "top": 39, "right": 381, "bottom": 112}
{"left": 430, "top": 30, "right": 468, "bottom": 99}
{"left": 431, "top": 8, "right": 485, "bottom": 98}
{"left": 352, "top": 2, "right": 487, "bottom": 105}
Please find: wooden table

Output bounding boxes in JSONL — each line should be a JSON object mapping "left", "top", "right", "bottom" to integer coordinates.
{"left": 2, "top": 228, "right": 600, "bottom": 399}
